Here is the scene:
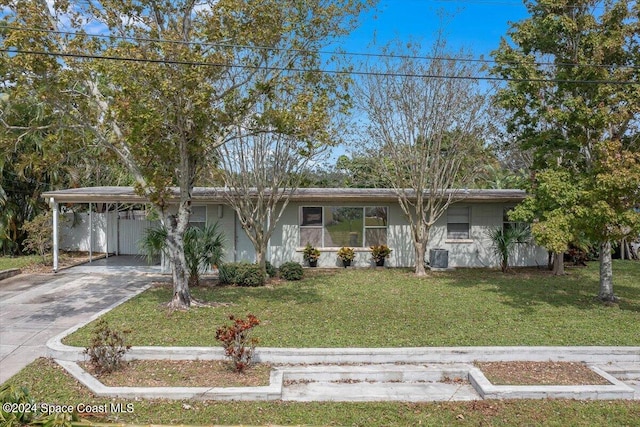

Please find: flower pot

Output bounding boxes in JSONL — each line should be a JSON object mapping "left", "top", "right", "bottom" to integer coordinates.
{"left": 375, "top": 259, "right": 385, "bottom": 267}
{"left": 342, "top": 259, "right": 351, "bottom": 268}
{"left": 308, "top": 260, "right": 318, "bottom": 267}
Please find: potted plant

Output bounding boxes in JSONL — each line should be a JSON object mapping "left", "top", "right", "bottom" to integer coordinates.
{"left": 303, "top": 243, "right": 320, "bottom": 267}
{"left": 336, "top": 247, "right": 356, "bottom": 268}
{"left": 370, "top": 244, "right": 392, "bottom": 267}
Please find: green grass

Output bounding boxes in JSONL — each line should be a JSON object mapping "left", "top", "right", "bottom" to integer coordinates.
{"left": 64, "top": 260, "right": 640, "bottom": 348}
{"left": 4, "top": 358, "right": 640, "bottom": 426}
{"left": 0, "top": 255, "right": 44, "bottom": 271}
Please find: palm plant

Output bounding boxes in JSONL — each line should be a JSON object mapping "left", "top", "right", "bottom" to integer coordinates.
{"left": 140, "top": 223, "right": 225, "bottom": 286}
{"left": 487, "top": 224, "right": 531, "bottom": 272}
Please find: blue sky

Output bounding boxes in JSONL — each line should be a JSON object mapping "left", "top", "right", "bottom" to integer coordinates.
{"left": 322, "top": 0, "right": 531, "bottom": 163}
{"left": 341, "top": 0, "right": 529, "bottom": 59}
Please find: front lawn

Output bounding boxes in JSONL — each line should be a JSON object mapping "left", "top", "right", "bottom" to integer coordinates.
{"left": 64, "top": 260, "right": 640, "bottom": 347}
{"left": 0, "top": 255, "right": 44, "bottom": 271}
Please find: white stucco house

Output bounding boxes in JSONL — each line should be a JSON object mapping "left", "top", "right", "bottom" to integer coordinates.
{"left": 42, "top": 187, "right": 548, "bottom": 271}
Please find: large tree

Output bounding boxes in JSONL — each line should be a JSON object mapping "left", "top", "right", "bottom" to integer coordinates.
{"left": 355, "top": 37, "right": 487, "bottom": 275}
{"left": 1, "top": 0, "right": 372, "bottom": 308}
{"left": 492, "top": 0, "right": 640, "bottom": 301}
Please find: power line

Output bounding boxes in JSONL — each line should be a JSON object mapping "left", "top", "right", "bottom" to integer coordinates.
{"left": 2, "top": 24, "right": 638, "bottom": 71}
{"left": 1, "top": 47, "right": 636, "bottom": 85}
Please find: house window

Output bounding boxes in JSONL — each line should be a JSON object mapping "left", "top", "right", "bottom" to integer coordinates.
{"left": 189, "top": 206, "right": 206, "bottom": 229}
{"left": 300, "top": 207, "right": 323, "bottom": 247}
{"left": 447, "top": 206, "right": 470, "bottom": 240}
{"left": 299, "top": 206, "right": 388, "bottom": 247}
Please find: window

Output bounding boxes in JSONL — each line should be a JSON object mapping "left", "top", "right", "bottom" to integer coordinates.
{"left": 300, "top": 207, "right": 323, "bottom": 247}
{"left": 299, "top": 206, "right": 388, "bottom": 247}
{"left": 189, "top": 206, "right": 206, "bottom": 229}
{"left": 447, "top": 206, "right": 470, "bottom": 240}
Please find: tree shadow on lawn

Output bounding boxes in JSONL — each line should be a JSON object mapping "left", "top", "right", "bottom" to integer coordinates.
{"left": 443, "top": 264, "right": 640, "bottom": 314}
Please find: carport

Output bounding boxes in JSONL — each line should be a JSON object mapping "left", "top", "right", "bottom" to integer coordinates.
{"left": 42, "top": 186, "right": 156, "bottom": 272}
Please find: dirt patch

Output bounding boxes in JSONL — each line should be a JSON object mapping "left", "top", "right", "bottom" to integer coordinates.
{"left": 475, "top": 361, "right": 611, "bottom": 385}
{"left": 20, "top": 251, "right": 102, "bottom": 274}
{"left": 84, "top": 360, "right": 271, "bottom": 387}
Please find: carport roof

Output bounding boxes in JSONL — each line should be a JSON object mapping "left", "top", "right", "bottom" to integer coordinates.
{"left": 42, "top": 186, "right": 528, "bottom": 204}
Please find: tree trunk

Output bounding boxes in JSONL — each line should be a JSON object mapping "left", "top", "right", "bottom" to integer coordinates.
{"left": 552, "top": 252, "right": 565, "bottom": 275}
{"left": 598, "top": 241, "right": 618, "bottom": 303}
{"left": 164, "top": 212, "right": 191, "bottom": 310}
{"left": 255, "top": 247, "right": 266, "bottom": 272}
{"left": 415, "top": 242, "right": 427, "bottom": 276}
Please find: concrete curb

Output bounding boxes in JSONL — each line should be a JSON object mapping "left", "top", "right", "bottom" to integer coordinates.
{"left": 0, "top": 268, "right": 21, "bottom": 281}
{"left": 54, "top": 359, "right": 638, "bottom": 402}
{"left": 468, "top": 365, "right": 635, "bottom": 400}
{"left": 48, "top": 341, "right": 640, "bottom": 365}
{"left": 56, "top": 359, "right": 283, "bottom": 401}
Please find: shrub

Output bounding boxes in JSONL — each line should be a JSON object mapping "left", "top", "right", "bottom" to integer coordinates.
{"left": 215, "top": 314, "right": 260, "bottom": 372}
{"left": 140, "top": 223, "right": 225, "bottom": 286}
{"left": 21, "top": 211, "right": 52, "bottom": 263}
{"left": 265, "top": 261, "right": 277, "bottom": 277}
{"left": 279, "top": 261, "right": 303, "bottom": 281}
{"left": 219, "top": 262, "right": 266, "bottom": 287}
{"left": 83, "top": 319, "right": 131, "bottom": 374}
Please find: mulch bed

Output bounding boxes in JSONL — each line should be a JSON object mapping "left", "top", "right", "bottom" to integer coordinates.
{"left": 475, "top": 361, "right": 612, "bottom": 385}
{"left": 83, "top": 360, "right": 271, "bottom": 387}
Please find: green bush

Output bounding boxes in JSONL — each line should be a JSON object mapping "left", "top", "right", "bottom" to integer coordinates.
{"left": 219, "top": 262, "right": 266, "bottom": 287}
{"left": 265, "top": 261, "right": 277, "bottom": 278}
{"left": 279, "top": 261, "right": 304, "bottom": 281}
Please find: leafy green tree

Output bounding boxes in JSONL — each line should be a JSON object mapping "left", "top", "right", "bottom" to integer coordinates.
{"left": 492, "top": 0, "right": 640, "bottom": 301}
{"left": 0, "top": 95, "right": 131, "bottom": 255}
{"left": 2, "top": 0, "right": 372, "bottom": 308}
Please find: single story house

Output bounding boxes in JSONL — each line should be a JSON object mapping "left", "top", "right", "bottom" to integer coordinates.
{"left": 41, "top": 187, "right": 549, "bottom": 272}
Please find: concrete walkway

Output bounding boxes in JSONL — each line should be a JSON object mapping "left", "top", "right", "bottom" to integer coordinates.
{"left": 0, "top": 263, "right": 153, "bottom": 384}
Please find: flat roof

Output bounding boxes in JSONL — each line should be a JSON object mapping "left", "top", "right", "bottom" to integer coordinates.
{"left": 42, "top": 186, "right": 528, "bottom": 204}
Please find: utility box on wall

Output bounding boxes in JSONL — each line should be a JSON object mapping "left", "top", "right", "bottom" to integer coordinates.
{"left": 429, "top": 248, "right": 449, "bottom": 269}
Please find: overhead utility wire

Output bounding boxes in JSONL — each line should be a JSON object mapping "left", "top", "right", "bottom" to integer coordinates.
{"left": 3, "top": 25, "right": 639, "bottom": 71}
{"left": 1, "top": 47, "right": 636, "bottom": 85}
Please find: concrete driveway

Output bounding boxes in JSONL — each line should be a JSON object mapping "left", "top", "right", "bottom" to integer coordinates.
{"left": 0, "top": 264, "right": 154, "bottom": 384}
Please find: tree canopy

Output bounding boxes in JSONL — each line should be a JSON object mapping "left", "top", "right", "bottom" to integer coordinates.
{"left": 492, "top": 0, "right": 640, "bottom": 300}
{"left": 1, "top": 0, "right": 373, "bottom": 308}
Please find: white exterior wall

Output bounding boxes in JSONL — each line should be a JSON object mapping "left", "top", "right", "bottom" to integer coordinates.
{"left": 58, "top": 200, "right": 548, "bottom": 269}
{"left": 256, "top": 201, "right": 547, "bottom": 269}
{"left": 427, "top": 203, "right": 548, "bottom": 268}
{"left": 59, "top": 211, "right": 158, "bottom": 255}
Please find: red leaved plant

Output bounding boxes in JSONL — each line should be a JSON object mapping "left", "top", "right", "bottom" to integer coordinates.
{"left": 215, "top": 314, "right": 260, "bottom": 372}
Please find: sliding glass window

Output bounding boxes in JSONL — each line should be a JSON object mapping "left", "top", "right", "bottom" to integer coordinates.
{"left": 299, "top": 206, "right": 388, "bottom": 247}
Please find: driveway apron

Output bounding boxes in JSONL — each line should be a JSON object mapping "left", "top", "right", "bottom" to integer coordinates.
{"left": 0, "top": 269, "right": 150, "bottom": 384}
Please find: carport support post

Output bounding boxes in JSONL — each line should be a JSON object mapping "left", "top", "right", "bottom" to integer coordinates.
{"left": 52, "top": 200, "right": 59, "bottom": 273}
{"left": 89, "top": 202, "right": 93, "bottom": 263}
